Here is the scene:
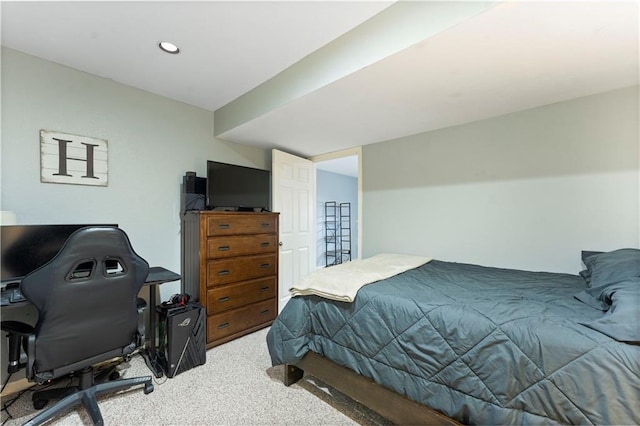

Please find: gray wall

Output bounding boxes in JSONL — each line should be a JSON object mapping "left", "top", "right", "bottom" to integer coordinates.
{"left": 362, "top": 86, "right": 639, "bottom": 273}
{"left": 316, "top": 169, "right": 358, "bottom": 267}
{"left": 1, "top": 47, "right": 270, "bottom": 299}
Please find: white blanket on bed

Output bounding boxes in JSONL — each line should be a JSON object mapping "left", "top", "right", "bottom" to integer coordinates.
{"left": 289, "top": 253, "right": 432, "bottom": 302}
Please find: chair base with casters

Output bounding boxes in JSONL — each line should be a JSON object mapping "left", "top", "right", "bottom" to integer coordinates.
{"left": 25, "top": 367, "right": 153, "bottom": 426}
{"left": 2, "top": 320, "right": 154, "bottom": 426}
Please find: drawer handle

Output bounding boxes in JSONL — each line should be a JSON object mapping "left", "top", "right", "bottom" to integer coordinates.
{"left": 218, "top": 296, "right": 230, "bottom": 303}
{"left": 260, "top": 242, "right": 270, "bottom": 247}
{"left": 260, "top": 286, "right": 269, "bottom": 292}
{"left": 261, "top": 223, "right": 270, "bottom": 228}
{"left": 217, "top": 322, "right": 230, "bottom": 329}
{"left": 260, "top": 263, "right": 270, "bottom": 269}
{"left": 218, "top": 269, "right": 230, "bottom": 276}
{"left": 260, "top": 309, "right": 270, "bottom": 315}
{"left": 218, "top": 245, "right": 230, "bottom": 251}
{"left": 218, "top": 224, "right": 230, "bottom": 229}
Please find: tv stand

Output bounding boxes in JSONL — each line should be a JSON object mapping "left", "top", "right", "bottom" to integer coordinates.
{"left": 236, "top": 207, "right": 255, "bottom": 212}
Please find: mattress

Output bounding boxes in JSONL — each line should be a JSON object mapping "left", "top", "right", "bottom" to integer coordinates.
{"left": 266, "top": 259, "right": 640, "bottom": 425}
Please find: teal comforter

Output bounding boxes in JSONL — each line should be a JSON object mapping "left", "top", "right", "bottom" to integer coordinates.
{"left": 267, "top": 260, "right": 640, "bottom": 425}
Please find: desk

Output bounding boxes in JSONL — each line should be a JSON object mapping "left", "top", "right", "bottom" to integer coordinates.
{"left": 143, "top": 267, "right": 181, "bottom": 378}
{"left": 0, "top": 266, "right": 180, "bottom": 379}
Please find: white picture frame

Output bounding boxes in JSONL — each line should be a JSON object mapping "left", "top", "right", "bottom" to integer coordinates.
{"left": 40, "top": 130, "right": 108, "bottom": 186}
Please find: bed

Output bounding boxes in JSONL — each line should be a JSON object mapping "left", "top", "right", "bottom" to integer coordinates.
{"left": 266, "top": 250, "right": 640, "bottom": 425}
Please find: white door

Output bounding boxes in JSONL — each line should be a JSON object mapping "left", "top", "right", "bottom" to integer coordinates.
{"left": 272, "top": 149, "right": 315, "bottom": 311}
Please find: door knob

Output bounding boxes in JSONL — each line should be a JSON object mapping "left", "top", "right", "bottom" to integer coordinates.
{"left": 279, "top": 241, "right": 283, "bottom": 246}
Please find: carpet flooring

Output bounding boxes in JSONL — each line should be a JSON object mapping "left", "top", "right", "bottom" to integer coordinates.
{"left": 1, "top": 328, "right": 390, "bottom": 425}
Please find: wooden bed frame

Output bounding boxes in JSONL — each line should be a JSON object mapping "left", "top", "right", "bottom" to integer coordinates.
{"left": 284, "top": 351, "right": 460, "bottom": 425}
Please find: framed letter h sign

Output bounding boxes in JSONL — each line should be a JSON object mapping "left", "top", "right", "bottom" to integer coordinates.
{"left": 40, "top": 130, "right": 108, "bottom": 186}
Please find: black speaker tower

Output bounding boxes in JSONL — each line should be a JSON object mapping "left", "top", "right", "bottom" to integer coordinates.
{"left": 181, "top": 172, "right": 206, "bottom": 212}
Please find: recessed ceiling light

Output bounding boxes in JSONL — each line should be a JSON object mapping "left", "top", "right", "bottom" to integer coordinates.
{"left": 158, "top": 41, "right": 180, "bottom": 54}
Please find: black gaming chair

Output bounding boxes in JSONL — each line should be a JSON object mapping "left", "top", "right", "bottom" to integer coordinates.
{"left": 1, "top": 226, "right": 154, "bottom": 425}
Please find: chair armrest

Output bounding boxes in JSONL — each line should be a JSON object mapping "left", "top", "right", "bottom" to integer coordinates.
{"left": 1, "top": 320, "right": 34, "bottom": 336}
{"left": 1, "top": 321, "right": 34, "bottom": 374}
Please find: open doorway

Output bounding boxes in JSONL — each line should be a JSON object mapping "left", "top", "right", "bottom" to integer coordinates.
{"left": 312, "top": 148, "right": 361, "bottom": 269}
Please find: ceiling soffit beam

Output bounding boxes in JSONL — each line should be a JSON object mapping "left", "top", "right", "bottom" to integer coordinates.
{"left": 214, "top": 1, "right": 498, "bottom": 138}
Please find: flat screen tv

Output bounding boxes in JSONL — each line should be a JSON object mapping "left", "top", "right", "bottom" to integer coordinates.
{"left": 1, "top": 224, "right": 118, "bottom": 282}
{"left": 206, "top": 161, "right": 271, "bottom": 211}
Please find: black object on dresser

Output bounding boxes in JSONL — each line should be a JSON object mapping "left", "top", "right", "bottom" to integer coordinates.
{"left": 181, "top": 172, "right": 206, "bottom": 212}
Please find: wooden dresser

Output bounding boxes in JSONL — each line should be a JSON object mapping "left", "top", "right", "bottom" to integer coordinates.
{"left": 182, "top": 211, "right": 279, "bottom": 348}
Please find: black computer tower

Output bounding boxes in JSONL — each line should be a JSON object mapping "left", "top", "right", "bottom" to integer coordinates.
{"left": 157, "top": 302, "right": 206, "bottom": 378}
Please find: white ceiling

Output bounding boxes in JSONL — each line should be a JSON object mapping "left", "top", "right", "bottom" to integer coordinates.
{"left": 0, "top": 1, "right": 392, "bottom": 112}
{"left": 2, "top": 1, "right": 638, "bottom": 165}
{"left": 221, "top": 1, "right": 639, "bottom": 157}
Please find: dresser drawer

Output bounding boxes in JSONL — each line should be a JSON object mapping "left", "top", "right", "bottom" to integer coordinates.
{"left": 207, "top": 298, "right": 276, "bottom": 342}
{"left": 206, "top": 234, "right": 276, "bottom": 259}
{"left": 205, "top": 215, "right": 277, "bottom": 236}
{"left": 207, "top": 277, "right": 276, "bottom": 314}
{"left": 207, "top": 254, "right": 276, "bottom": 286}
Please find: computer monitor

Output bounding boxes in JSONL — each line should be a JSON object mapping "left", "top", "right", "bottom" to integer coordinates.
{"left": 1, "top": 224, "right": 117, "bottom": 282}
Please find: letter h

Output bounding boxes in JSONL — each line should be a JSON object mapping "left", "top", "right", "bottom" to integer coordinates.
{"left": 52, "top": 138, "right": 99, "bottom": 179}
